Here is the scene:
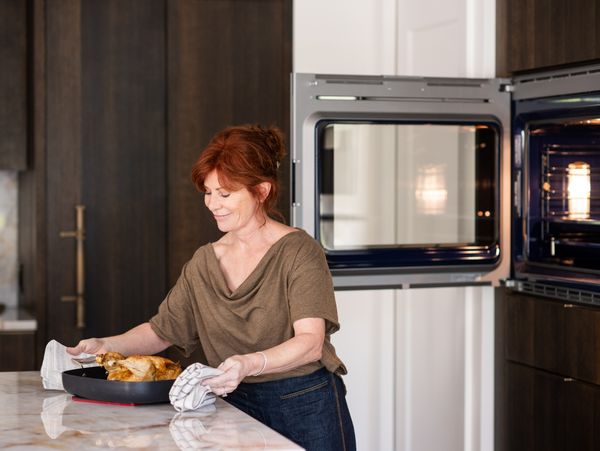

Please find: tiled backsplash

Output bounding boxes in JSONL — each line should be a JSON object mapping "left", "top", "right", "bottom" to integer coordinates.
{"left": 0, "top": 171, "right": 18, "bottom": 307}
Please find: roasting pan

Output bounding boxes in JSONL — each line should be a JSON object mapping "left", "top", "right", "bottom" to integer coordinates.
{"left": 62, "top": 367, "right": 174, "bottom": 404}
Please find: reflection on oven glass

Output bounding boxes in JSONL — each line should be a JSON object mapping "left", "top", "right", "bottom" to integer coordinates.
{"left": 415, "top": 164, "right": 448, "bottom": 215}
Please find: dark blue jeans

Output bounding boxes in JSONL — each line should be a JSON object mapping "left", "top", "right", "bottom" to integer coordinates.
{"left": 224, "top": 367, "right": 356, "bottom": 451}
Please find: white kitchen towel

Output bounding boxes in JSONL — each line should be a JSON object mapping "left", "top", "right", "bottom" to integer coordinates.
{"left": 169, "top": 363, "right": 223, "bottom": 412}
{"left": 40, "top": 339, "right": 97, "bottom": 390}
{"left": 40, "top": 393, "right": 71, "bottom": 439}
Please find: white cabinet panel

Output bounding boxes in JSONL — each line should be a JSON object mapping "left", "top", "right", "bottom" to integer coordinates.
{"left": 395, "top": 287, "right": 494, "bottom": 451}
{"left": 395, "top": 288, "right": 466, "bottom": 451}
{"left": 334, "top": 287, "right": 495, "bottom": 451}
{"left": 396, "top": 0, "right": 495, "bottom": 78}
{"left": 333, "top": 290, "right": 396, "bottom": 451}
{"left": 293, "top": 0, "right": 397, "bottom": 75}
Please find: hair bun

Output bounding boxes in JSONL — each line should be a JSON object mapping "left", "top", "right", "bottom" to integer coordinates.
{"left": 260, "top": 125, "right": 286, "bottom": 167}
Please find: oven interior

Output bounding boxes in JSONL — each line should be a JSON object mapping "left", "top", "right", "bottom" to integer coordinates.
{"left": 521, "top": 115, "right": 600, "bottom": 274}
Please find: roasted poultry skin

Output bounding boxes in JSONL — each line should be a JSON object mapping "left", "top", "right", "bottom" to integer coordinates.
{"left": 96, "top": 352, "right": 182, "bottom": 382}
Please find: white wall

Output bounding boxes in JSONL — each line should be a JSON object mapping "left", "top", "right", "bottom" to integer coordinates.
{"left": 294, "top": 1, "right": 496, "bottom": 450}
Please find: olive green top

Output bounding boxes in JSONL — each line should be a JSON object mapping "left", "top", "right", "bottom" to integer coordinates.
{"left": 149, "top": 229, "right": 346, "bottom": 382}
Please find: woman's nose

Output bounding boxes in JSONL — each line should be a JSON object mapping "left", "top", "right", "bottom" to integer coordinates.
{"left": 205, "top": 194, "right": 220, "bottom": 210}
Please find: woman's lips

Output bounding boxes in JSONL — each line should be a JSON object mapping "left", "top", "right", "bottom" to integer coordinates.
{"left": 213, "top": 213, "right": 230, "bottom": 222}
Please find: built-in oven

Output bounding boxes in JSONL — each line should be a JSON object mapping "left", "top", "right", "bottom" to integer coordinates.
{"left": 292, "top": 63, "right": 600, "bottom": 296}
{"left": 510, "top": 65, "right": 600, "bottom": 303}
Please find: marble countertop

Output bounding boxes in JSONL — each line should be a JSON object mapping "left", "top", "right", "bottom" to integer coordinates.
{"left": 0, "top": 372, "right": 303, "bottom": 450}
{"left": 0, "top": 307, "right": 37, "bottom": 331}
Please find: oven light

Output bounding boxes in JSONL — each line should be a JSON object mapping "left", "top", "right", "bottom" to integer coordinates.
{"left": 567, "top": 161, "right": 591, "bottom": 219}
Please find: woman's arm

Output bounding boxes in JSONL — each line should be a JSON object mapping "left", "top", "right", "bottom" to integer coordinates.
{"left": 66, "top": 322, "right": 172, "bottom": 356}
{"left": 202, "top": 317, "right": 325, "bottom": 396}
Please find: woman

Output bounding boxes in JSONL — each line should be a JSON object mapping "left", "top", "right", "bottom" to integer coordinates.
{"left": 67, "top": 124, "right": 356, "bottom": 450}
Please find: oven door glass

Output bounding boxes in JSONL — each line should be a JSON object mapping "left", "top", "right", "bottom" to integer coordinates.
{"left": 316, "top": 119, "right": 499, "bottom": 268}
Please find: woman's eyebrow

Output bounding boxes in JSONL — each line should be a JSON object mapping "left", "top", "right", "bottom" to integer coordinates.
{"left": 203, "top": 185, "right": 223, "bottom": 191}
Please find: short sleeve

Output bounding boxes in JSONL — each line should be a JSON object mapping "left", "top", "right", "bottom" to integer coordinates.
{"left": 149, "top": 261, "right": 199, "bottom": 357}
{"left": 287, "top": 237, "right": 340, "bottom": 335}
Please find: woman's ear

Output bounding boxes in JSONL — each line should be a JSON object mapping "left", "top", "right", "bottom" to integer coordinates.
{"left": 257, "top": 182, "right": 272, "bottom": 202}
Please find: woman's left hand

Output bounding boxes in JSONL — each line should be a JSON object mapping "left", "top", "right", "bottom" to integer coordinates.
{"left": 201, "top": 354, "right": 254, "bottom": 397}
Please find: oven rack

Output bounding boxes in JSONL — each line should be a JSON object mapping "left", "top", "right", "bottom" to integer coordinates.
{"left": 541, "top": 213, "right": 600, "bottom": 223}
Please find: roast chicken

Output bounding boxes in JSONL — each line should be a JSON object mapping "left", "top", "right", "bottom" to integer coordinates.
{"left": 96, "top": 352, "right": 182, "bottom": 382}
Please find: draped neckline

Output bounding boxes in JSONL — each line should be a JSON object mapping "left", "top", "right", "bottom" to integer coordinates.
{"left": 208, "top": 229, "right": 302, "bottom": 297}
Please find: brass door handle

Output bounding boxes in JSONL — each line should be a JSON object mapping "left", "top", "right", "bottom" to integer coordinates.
{"left": 60, "top": 205, "right": 86, "bottom": 329}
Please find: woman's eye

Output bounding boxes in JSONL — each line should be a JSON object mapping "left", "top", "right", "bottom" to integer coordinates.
{"left": 220, "top": 193, "right": 231, "bottom": 198}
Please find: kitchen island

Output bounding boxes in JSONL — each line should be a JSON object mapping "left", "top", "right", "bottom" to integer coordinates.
{"left": 0, "top": 371, "right": 303, "bottom": 450}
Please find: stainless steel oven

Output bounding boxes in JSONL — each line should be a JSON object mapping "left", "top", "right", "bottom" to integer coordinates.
{"left": 292, "top": 63, "right": 600, "bottom": 297}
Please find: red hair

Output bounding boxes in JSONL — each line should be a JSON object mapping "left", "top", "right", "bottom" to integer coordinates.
{"left": 191, "top": 124, "right": 286, "bottom": 220}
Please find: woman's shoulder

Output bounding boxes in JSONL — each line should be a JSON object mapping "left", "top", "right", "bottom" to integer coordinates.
{"left": 277, "top": 227, "right": 322, "bottom": 255}
{"left": 187, "top": 242, "right": 216, "bottom": 264}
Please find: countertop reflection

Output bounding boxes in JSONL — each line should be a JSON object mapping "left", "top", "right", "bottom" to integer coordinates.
{"left": 0, "top": 371, "right": 302, "bottom": 450}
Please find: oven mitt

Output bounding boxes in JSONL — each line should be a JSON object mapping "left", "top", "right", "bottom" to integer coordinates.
{"left": 40, "top": 339, "right": 97, "bottom": 390}
{"left": 169, "top": 363, "right": 223, "bottom": 412}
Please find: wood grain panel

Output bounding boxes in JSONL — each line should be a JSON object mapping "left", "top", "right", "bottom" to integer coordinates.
{"left": 499, "top": 290, "right": 600, "bottom": 450}
{"left": 496, "top": 0, "right": 600, "bottom": 75}
{"left": 22, "top": 0, "right": 48, "bottom": 368}
{"left": 0, "top": 332, "right": 36, "bottom": 371}
{"left": 564, "top": 305, "right": 600, "bottom": 385}
{"left": 0, "top": 0, "right": 28, "bottom": 169}
{"left": 505, "top": 291, "right": 600, "bottom": 385}
{"left": 45, "top": 0, "right": 167, "bottom": 344}
{"left": 45, "top": 0, "right": 83, "bottom": 346}
{"left": 504, "top": 290, "right": 535, "bottom": 364}
{"left": 503, "top": 362, "right": 600, "bottom": 451}
{"left": 167, "top": 0, "right": 293, "bottom": 287}
{"left": 79, "top": 0, "right": 167, "bottom": 337}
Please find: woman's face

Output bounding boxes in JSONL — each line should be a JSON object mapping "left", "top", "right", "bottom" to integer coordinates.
{"left": 203, "top": 170, "right": 263, "bottom": 233}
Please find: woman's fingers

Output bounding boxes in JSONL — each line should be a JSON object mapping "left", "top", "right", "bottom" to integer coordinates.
{"left": 65, "top": 338, "right": 106, "bottom": 355}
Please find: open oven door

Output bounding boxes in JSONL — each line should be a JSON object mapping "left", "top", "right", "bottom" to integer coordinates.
{"left": 291, "top": 73, "right": 511, "bottom": 289}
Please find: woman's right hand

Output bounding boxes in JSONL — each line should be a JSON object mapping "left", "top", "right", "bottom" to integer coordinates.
{"left": 66, "top": 337, "right": 111, "bottom": 356}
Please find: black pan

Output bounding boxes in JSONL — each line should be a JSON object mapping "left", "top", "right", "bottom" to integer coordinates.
{"left": 62, "top": 367, "right": 174, "bottom": 404}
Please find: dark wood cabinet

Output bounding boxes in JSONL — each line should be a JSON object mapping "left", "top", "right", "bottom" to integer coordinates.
{"left": 504, "top": 291, "right": 600, "bottom": 385}
{"left": 20, "top": 0, "right": 292, "bottom": 367}
{"left": 496, "top": 0, "right": 600, "bottom": 76}
{"left": 0, "top": 332, "right": 36, "bottom": 371}
{"left": 37, "top": 0, "right": 168, "bottom": 350}
{"left": 0, "top": 0, "right": 28, "bottom": 170}
{"left": 496, "top": 289, "right": 600, "bottom": 451}
{"left": 504, "top": 362, "right": 600, "bottom": 451}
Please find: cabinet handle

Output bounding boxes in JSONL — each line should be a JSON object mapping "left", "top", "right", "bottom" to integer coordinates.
{"left": 563, "top": 303, "right": 574, "bottom": 308}
{"left": 563, "top": 377, "right": 574, "bottom": 382}
{"left": 59, "top": 205, "right": 86, "bottom": 329}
